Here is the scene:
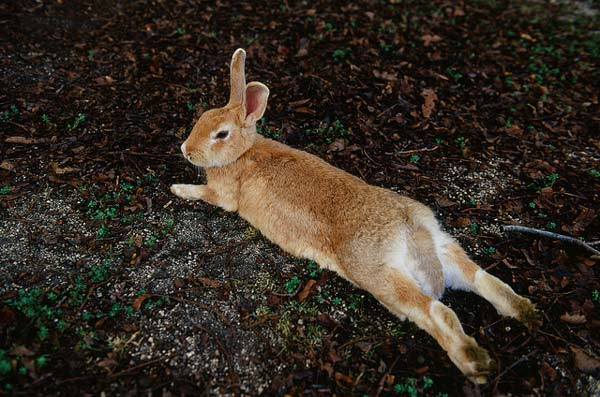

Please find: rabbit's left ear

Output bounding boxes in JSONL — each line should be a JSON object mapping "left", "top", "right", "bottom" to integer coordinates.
{"left": 243, "top": 82, "right": 269, "bottom": 125}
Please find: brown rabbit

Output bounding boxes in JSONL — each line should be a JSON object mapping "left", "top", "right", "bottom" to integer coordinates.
{"left": 171, "top": 49, "right": 537, "bottom": 383}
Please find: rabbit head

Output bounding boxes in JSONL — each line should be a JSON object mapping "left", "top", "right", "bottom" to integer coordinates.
{"left": 180, "top": 48, "right": 269, "bottom": 168}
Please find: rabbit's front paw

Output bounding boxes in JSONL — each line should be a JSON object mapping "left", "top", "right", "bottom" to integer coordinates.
{"left": 170, "top": 184, "right": 201, "bottom": 200}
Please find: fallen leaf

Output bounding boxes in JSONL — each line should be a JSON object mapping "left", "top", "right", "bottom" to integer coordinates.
{"left": 94, "top": 75, "right": 115, "bottom": 85}
{"left": 97, "top": 357, "right": 118, "bottom": 373}
{"left": 373, "top": 70, "right": 398, "bottom": 81}
{"left": 298, "top": 279, "right": 317, "bottom": 301}
{"left": 0, "top": 160, "right": 15, "bottom": 171}
{"left": 356, "top": 341, "right": 373, "bottom": 353}
{"left": 334, "top": 371, "right": 353, "bottom": 384}
{"left": 10, "top": 345, "right": 35, "bottom": 356}
{"left": 421, "top": 88, "right": 437, "bottom": 118}
{"left": 196, "top": 277, "right": 221, "bottom": 288}
{"left": 0, "top": 306, "right": 16, "bottom": 326}
{"left": 132, "top": 294, "right": 151, "bottom": 311}
{"left": 5, "top": 136, "right": 45, "bottom": 144}
{"left": 453, "top": 217, "right": 472, "bottom": 227}
{"left": 572, "top": 347, "right": 600, "bottom": 374}
{"left": 52, "top": 162, "right": 80, "bottom": 175}
{"left": 173, "top": 278, "right": 186, "bottom": 288}
{"left": 435, "top": 196, "right": 456, "bottom": 207}
{"left": 562, "top": 207, "right": 596, "bottom": 235}
{"left": 560, "top": 313, "right": 587, "bottom": 324}
{"left": 294, "top": 107, "right": 315, "bottom": 114}
{"left": 421, "top": 34, "right": 442, "bottom": 47}
{"left": 328, "top": 139, "right": 345, "bottom": 152}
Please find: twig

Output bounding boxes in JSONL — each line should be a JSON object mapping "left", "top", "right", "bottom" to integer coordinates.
{"left": 396, "top": 145, "right": 439, "bottom": 155}
{"left": 487, "top": 349, "right": 538, "bottom": 388}
{"left": 375, "top": 356, "right": 400, "bottom": 397}
{"left": 109, "top": 353, "right": 175, "bottom": 378}
{"left": 503, "top": 225, "right": 600, "bottom": 255}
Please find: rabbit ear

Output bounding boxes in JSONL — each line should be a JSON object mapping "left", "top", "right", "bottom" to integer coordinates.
{"left": 228, "top": 48, "right": 246, "bottom": 107}
{"left": 244, "top": 82, "right": 269, "bottom": 125}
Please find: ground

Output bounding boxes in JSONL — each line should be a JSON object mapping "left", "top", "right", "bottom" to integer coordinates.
{"left": 0, "top": 0, "right": 599, "bottom": 396}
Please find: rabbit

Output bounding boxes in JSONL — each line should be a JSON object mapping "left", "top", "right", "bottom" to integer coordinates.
{"left": 170, "top": 48, "right": 538, "bottom": 384}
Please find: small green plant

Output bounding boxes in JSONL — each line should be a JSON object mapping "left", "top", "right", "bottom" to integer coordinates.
{"left": 186, "top": 101, "right": 198, "bottom": 112}
{"left": 454, "top": 136, "right": 466, "bottom": 149}
{"left": 284, "top": 276, "right": 301, "bottom": 293}
{"left": 257, "top": 120, "right": 281, "bottom": 139}
{"left": 592, "top": 290, "right": 600, "bottom": 303}
{"left": 176, "top": 27, "right": 186, "bottom": 35}
{"left": 445, "top": 67, "right": 463, "bottom": 82}
{"left": 409, "top": 155, "right": 421, "bottom": 164}
{"left": 482, "top": 246, "right": 496, "bottom": 255}
{"left": 0, "top": 105, "right": 19, "bottom": 122}
{"left": 469, "top": 222, "right": 478, "bottom": 235}
{"left": 528, "top": 202, "right": 536, "bottom": 209}
{"left": 305, "top": 119, "right": 351, "bottom": 144}
{"left": 390, "top": 327, "right": 406, "bottom": 337}
{"left": 146, "top": 233, "right": 158, "bottom": 247}
{"left": 348, "top": 294, "right": 362, "bottom": 311}
{"left": 121, "top": 182, "right": 134, "bottom": 191}
{"left": 589, "top": 169, "right": 600, "bottom": 178}
{"left": 332, "top": 48, "right": 350, "bottom": 62}
{"left": 0, "top": 186, "right": 10, "bottom": 195}
{"left": 0, "top": 350, "right": 11, "bottom": 376}
{"left": 41, "top": 113, "right": 50, "bottom": 123}
{"left": 546, "top": 221, "right": 556, "bottom": 229}
{"left": 89, "top": 260, "right": 111, "bottom": 283}
{"left": 307, "top": 260, "right": 322, "bottom": 279}
{"left": 68, "top": 113, "right": 86, "bottom": 130}
{"left": 544, "top": 173, "right": 559, "bottom": 187}
{"left": 96, "top": 223, "right": 109, "bottom": 238}
{"left": 332, "top": 297, "right": 342, "bottom": 305}
{"left": 392, "top": 376, "right": 436, "bottom": 396}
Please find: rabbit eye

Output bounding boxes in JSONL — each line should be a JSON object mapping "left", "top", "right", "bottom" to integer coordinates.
{"left": 215, "top": 130, "right": 229, "bottom": 139}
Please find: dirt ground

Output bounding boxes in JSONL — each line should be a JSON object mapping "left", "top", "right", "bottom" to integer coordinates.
{"left": 1, "top": 1, "right": 599, "bottom": 396}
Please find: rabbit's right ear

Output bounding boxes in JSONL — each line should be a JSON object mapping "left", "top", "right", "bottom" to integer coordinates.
{"left": 228, "top": 48, "right": 246, "bottom": 107}
{"left": 244, "top": 82, "right": 269, "bottom": 125}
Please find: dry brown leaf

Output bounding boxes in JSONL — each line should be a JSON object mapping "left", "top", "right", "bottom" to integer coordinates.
{"left": 421, "top": 88, "right": 437, "bottom": 118}
{"left": 560, "top": 312, "right": 587, "bottom": 324}
{"left": 294, "top": 107, "right": 315, "bottom": 114}
{"left": 5, "top": 136, "right": 42, "bottom": 144}
{"left": 0, "top": 160, "right": 15, "bottom": 171}
{"left": 197, "top": 277, "right": 221, "bottom": 288}
{"left": 435, "top": 196, "right": 456, "bottom": 208}
{"left": 334, "top": 371, "right": 353, "bottom": 384}
{"left": 298, "top": 279, "right": 317, "bottom": 301}
{"left": 373, "top": 70, "right": 398, "bottom": 81}
{"left": 94, "top": 75, "right": 115, "bottom": 85}
{"left": 571, "top": 347, "right": 600, "bottom": 374}
{"left": 52, "top": 162, "right": 80, "bottom": 175}
{"left": 421, "top": 34, "right": 442, "bottom": 47}
{"left": 328, "top": 138, "right": 345, "bottom": 152}
{"left": 97, "top": 357, "right": 118, "bottom": 373}
{"left": 453, "top": 217, "right": 472, "bottom": 227}
{"left": 563, "top": 207, "right": 596, "bottom": 235}
{"left": 10, "top": 345, "right": 35, "bottom": 356}
{"left": 132, "top": 294, "right": 151, "bottom": 311}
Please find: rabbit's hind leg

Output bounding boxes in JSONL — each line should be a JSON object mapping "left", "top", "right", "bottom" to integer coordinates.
{"left": 435, "top": 234, "right": 537, "bottom": 324}
{"left": 367, "top": 268, "right": 494, "bottom": 384}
